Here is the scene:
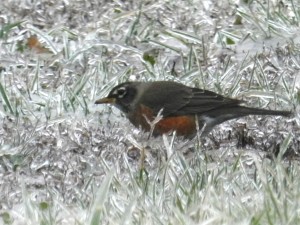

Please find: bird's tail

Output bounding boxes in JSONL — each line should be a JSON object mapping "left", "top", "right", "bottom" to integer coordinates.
{"left": 236, "top": 106, "right": 292, "bottom": 117}
{"left": 198, "top": 106, "right": 292, "bottom": 137}
{"left": 202, "top": 106, "right": 292, "bottom": 128}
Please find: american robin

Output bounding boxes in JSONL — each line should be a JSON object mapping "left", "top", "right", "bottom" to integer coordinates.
{"left": 95, "top": 81, "right": 291, "bottom": 139}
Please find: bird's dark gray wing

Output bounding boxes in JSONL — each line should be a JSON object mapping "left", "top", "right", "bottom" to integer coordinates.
{"left": 175, "top": 87, "right": 242, "bottom": 116}
{"left": 139, "top": 81, "right": 241, "bottom": 117}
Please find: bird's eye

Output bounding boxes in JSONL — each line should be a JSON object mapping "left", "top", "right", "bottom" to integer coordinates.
{"left": 115, "top": 87, "right": 127, "bottom": 98}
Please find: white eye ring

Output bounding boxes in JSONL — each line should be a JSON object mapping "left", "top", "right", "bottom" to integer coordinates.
{"left": 114, "top": 87, "right": 127, "bottom": 98}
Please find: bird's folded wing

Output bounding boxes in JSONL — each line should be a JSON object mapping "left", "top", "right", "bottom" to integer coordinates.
{"left": 140, "top": 83, "right": 241, "bottom": 116}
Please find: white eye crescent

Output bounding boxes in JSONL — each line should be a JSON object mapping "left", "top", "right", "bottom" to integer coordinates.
{"left": 113, "top": 87, "right": 127, "bottom": 98}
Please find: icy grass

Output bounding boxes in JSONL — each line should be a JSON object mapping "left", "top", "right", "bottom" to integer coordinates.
{"left": 0, "top": 0, "right": 300, "bottom": 224}
{"left": 17, "top": 150, "right": 300, "bottom": 225}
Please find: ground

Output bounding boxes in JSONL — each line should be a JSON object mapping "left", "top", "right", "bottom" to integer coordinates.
{"left": 0, "top": 0, "right": 300, "bottom": 224}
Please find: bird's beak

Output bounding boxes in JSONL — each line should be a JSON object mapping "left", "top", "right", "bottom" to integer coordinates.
{"left": 95, "top": 97, "right": 116, "bottom": 104}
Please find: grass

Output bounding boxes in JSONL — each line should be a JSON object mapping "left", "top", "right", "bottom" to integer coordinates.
{"left": 14, "top": 149, "right": 300, "bottom": 224}
{"left": 0, "top": 0, "right": 299, "bottom": 224}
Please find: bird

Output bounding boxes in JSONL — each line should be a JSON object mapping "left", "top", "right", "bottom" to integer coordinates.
{"left": 95, "top": 81, "right": 291, "bottom": 139}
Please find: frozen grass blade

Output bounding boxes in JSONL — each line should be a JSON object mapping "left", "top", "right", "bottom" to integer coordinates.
{"left": 125, "top": 5, "right": 142, "bottom": 45}
{"left": 163, "top": 29, "right": 203, "bottom": 44}
{"left": 218, "top": 30, "right": 242, "bottom": 44}
{"left": 21, "top": 178, "right": 38, "bottom": 225}
{"left": 290, "top": 0, "right": 300, "bottom": 23}
{"left": 67, "top": 74, "right": 89, "bottom": 111}
{"left": 30, "top": 60, "right": 40, "bottom": 92}
{"left": 147, "top": 39, "right": 182, "bottom": 53}
{"left": 277, "top": 134, "right": 293, "bottom": 160}
{"left": 0, "top": 21, "right": 24, "bottom": 39}
{"left": 0, "top": 80, "right": 14, "bottom": 115}
{"left": 229, "top": 53, "right": 250, "bottom": 96}
{"left": 119, "top": 197, "right": 137, "bottom": 225}
{"left": 88, "top": 172, "right": 114, "bottom": 225}
{"left": 236, "top": 9, "right": 269, "bottom": 37}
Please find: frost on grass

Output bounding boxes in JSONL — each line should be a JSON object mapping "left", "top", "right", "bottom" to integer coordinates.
{"left": 0, "top": 0, "right": 300, "bottom": 224}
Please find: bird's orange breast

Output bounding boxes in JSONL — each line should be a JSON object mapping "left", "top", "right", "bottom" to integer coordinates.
{"left": 128, "top": 104, "right": 197, "bottom": 138}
